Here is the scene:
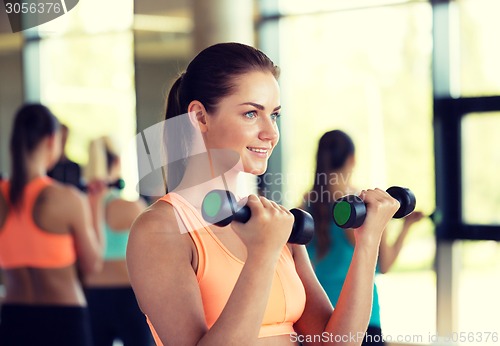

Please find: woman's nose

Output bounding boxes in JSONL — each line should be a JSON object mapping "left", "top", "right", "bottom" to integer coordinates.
{"left": 258, "top": 117, "right": 279, "bottom": 141}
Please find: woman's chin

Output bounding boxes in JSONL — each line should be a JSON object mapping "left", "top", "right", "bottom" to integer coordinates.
{"left": 244, "top": 165, "right": 267, "bottom": 176}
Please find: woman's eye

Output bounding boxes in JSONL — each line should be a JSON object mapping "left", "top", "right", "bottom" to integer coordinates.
{"left": 244, "top": 111, "right": 257, "bottom": 119}
{"left": 271, "top": 112, "right": 281, "bottom": 121}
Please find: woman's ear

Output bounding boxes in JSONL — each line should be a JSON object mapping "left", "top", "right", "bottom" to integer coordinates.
{"left": 46, "top": 133, "right": 59, "bottom": 152}
{"left": 187, "top": 100, "right": 209, "bottom": 133}
{"left": 46, "top": 133, "right": 55, "bottom": 148}
{"left": 347, "top": 155, "right": 356, "bottom": 170}
{"left": 46, "top": 132, "right": 62, "bottom": 166}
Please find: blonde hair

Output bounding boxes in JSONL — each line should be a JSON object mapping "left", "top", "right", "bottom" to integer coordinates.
{"left": 85, "top": 136, "right": 120, "bottom": 181}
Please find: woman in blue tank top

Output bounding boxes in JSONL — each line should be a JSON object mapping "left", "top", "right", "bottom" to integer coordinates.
{"left": 305, "top": 130, "right": 423, "bottom": 346}
{"left": 83, "top": 137, "right": 153, "bottom": 346}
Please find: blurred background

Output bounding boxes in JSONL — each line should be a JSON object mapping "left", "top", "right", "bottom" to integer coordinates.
{"left": 0, "top": 0, "right": 499, "bottom": 345}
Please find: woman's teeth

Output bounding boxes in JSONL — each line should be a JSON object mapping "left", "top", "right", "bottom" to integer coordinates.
{"left": 247, "top": 147, "right": 268, "bottom": 153}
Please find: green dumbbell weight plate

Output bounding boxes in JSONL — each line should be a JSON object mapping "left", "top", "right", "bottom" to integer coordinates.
{"left": 333, "top": 201, "right": 352, "bottom": 227}
{"left": 332, "top": 195, "right": 366, "bottom": 229}
{"left": 202, "top": 191, "right": 223, "bottom": 218}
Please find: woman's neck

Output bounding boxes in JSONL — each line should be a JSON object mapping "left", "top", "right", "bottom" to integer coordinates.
{"left": 172, "top": 153, "right": 242, "bottom": 210}
{"left": 24, "top": 153, "right": 47, "bottom": 181}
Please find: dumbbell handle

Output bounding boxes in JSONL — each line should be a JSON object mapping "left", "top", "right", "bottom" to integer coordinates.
{"left": 333, "top": 186, "right": 416, "bottom": 229}
{"left": 202, "top": 190, "right": 314, "bottom": 245}
{"left": 231, "top": 204, "right": 251, "bottom": 224}
{"left": 229, "top": 204, "right": 313, "bottom": 244}
{"left": 78, "top": 178, "right": 125, "bottom": 192}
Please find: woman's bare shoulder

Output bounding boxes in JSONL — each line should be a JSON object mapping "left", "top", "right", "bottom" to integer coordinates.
{"left": 36, "top": 183, "right": 89, "bottom": 220}
{"left": 127, "top": 199, "right": 206, "bottom": 346}
{"left": 131, "top": 200, "right": 181, "bottom": 234}
{"left": 43, "top": 182, "right": 83, "bottom": 205}
{"left": 128, "top": 199, "right": 192, "bottom": 255}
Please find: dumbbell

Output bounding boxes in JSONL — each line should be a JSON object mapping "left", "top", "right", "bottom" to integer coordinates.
{"left": 332, "top": 186, "right": 416, "bottom": 229}
{"left": 428, "top": 209, "right": 443, "bottom": 225}
{"left": 78, "top": 178, "right": 125, "bottom": 192}
{"left": 202, "top": 190, "right": 314, "bottom": 245}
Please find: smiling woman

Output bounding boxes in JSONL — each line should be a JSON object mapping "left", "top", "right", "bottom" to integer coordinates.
{"left": 198, "top": 71, "right": 281, "bottom": 175}
{"left": 126, "top": 42, "right": 401, "bottom": 346}
{"left": 160, "top": 43, "right": 281, "bottom": 191}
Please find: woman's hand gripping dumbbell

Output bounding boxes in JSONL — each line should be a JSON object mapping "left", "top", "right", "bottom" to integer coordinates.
{"left": 332, "top": 186, "right": 416, "bottom": 229}
{"left": 202, "top": 190, "right": 315, "bottom": 244}
{"left": 78, "top": 178, "right": 125, "bottom": 192}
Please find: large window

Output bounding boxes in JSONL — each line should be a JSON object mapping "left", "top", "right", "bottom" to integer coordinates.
{"left": 25, "top": 0, "right": 138, "bottom": 198}
{"left": 459, "top": 0, "right": 500, "bottom": 97}
{"left": 458, "top": 240, "right": 500, "bottom": 336}
{"left": 264, "top": 1, "right": 436, "bottom": 339}
{"left": 433, "top": 4, "right": 500, "bottom": 340}
{"left": 461, "top": 112, "right": 500, "bottom": 226}
{"left": 260, "top": 0, "right": 500, "bottom": 343}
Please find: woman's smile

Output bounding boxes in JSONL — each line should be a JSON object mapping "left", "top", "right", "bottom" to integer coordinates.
{"left": 246, "top": 146, "right": 271, "bottom": 158}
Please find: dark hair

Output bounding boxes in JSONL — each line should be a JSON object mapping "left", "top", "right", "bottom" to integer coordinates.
{"left": 310, "top": 130, "right": 355, "bottom": 260}
{"left": 103, "top": 137, "right": 119, "bottom": 174}
{"left": 9, "top": 104, "right": 60, "bottom": 208}
{"left": 105, "top": 149, "right": 119, "bottom": 173}
{"left": 164, "top": 42, "right": 280, "bottom": 191}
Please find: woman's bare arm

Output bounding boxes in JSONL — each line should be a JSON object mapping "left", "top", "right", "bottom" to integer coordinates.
{"left": 378, "top": 211, "right": 424, "bottom": 273}
{"left": 294, "top": 189, "right": 400, "bottom": 346}
{"left": 64, "top": 187, "right": 103, "bottom": 275}
{"left": 106, "top": 198, "right": 146, "bottom": 231}
{"left": 127, "top": 196, "right": 294, "bottom": 346}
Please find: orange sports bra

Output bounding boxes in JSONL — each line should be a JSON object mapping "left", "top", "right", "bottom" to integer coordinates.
{"left": 0, "top": 177, "right": 76, "bottom": 269}
{"left": 146, "top": 192, "right": 306, "bottom": 344}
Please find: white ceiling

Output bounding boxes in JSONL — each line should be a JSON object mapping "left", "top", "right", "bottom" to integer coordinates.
{"left": 134, "top": 0, "right": 192, "bottom": 16}
{"left": 0, "top": 0, "right": 192, "bottom": 33}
